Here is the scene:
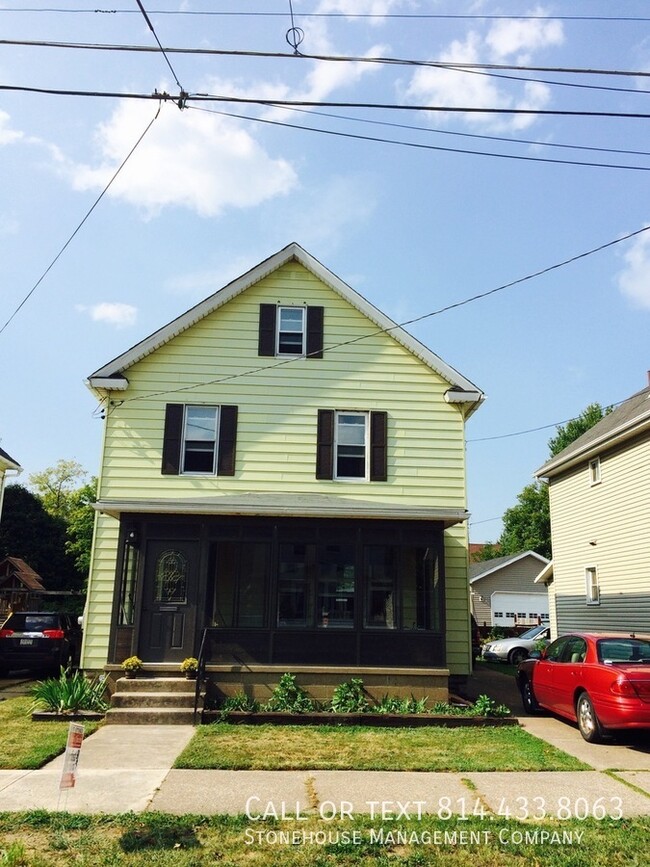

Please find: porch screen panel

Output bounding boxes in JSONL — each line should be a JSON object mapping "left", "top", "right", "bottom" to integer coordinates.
{"left": 317, "top": 544, "right": 355, "bottom": 628}
{"left": 213, "top": 542, "right": 236, "bottom": 627}
{"left": 238, "top": 543, "right": 269, "bottom": 627}
{"left": 400, "top": 546, "right": 440, "bottom": 631}
{"left": 364, "top": 545, "right": 397, "bottom": 629}
{"left": 277, "top": 543, "right": 315, "bottom": 627}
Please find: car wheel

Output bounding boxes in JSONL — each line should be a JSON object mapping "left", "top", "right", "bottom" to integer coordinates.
{"left": 520, "top": 678, "right": 540, "bottom": 714}
{"left": 576, "top": 692, "right": 604, "bottom": 743}
{"left": 509, "top": 647, "right": 528, "bottom": 666}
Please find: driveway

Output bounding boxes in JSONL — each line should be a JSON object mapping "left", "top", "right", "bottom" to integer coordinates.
{"left": 461, "top": 661, "right": 650, "bottom": 772}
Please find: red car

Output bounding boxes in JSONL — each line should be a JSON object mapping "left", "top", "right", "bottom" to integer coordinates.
{"left": 516, "top": 632, "right": 650, "bottom": 742}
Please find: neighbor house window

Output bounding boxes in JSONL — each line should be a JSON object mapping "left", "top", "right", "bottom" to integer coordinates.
{"left": 161, "top": 403, "right": 238, "bottom": 476}
{"left": 316, "top": 409, "right": 387, "bottom": 481}
{"left": 589, "top": 457, "right": 601, "bottom": 485}
{"left": 585, "top": 566, "right": 600, "bottom": 604}
{"left": 258, "top": 304, "right": 323, "bottom": 358}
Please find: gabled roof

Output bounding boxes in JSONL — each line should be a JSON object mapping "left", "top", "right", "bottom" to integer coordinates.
{"left": 0, "top": 446, "right": 21, "bottom": 471}
{"left": 86, "top": 242, "right": 483, "bottom": 413}
{"left": 0, "top": 557, "right": 46, "bottom": 592}
{"left": 536, "top": 384, "right": 650, "bottom": 479}
{"left": 469, "top": 550, "right": 549, "bottom": 584}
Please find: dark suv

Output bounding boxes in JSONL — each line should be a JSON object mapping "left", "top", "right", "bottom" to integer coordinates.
{"left": 0, "top": 611, "right": 82, "bottom": 677}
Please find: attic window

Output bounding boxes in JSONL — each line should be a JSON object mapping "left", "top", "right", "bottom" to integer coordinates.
{"left": 258, "top": 304, "right": 323, "bottom": 358}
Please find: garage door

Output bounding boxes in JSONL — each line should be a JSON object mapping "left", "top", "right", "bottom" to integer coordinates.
{"left": 491, "top": 591, "right": 549, "bottom": 627}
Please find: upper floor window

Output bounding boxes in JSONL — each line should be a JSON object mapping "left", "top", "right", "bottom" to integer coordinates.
{"left": 258, "top": 303, "right": 323, "bottom": 359}
{"left": 316, "top": 409, "right": 387, "bottom": 482}
{"left": 589, "top": 457, "right": 601, "bottom": 486}
{"left": 585, "top": 566, "right": 600, "bottom": 605}
{"left": 161, "top": 403, "right": 238, "bottom": 477}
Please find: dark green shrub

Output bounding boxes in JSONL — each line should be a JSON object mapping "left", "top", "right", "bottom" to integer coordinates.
{"left": 263, "top": 673, "right": 318, "bottom": 713}
{"left": 30, "top": 668, "right": 109, "bottom": 714}
{"left": 330, "top": 677, "right": 370, "bottom": 713}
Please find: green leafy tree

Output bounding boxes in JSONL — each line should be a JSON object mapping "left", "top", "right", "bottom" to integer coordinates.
{"left": 28, "top": 459, "right": 87, "bottom": 520}
{"left": 65, "top": 478, "right": 97, "bottom": 577}
{"left": 547, "top": 402, "right": 612, "bottom": 457}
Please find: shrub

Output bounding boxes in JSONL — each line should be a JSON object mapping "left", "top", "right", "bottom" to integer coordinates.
{"left": 330, "top": 677, "right": 370, "bottom": 713}
{"left": 471, "top": 694, "right": 511, "bottom": 718}
{"left": 30, "top": 669, "right": 109, "bottom": 714}
{"left": 219, "top": 692, "right": 261, "bottom": 714}
{"left": 263, "top": 673, "right": 318, "bottom": 713}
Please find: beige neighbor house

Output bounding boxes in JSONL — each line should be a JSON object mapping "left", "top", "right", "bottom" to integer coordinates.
{"left": 536, "top": 380, "right": 650, "bottom": 638}
{"left": 469, "top": 551, "right": 550, "bottom": 628}
{"left": 82, "top": 243, "right": 484, "bottom": 702}
{"left": 0, "top": 446, "right": 21, "bottom": 523}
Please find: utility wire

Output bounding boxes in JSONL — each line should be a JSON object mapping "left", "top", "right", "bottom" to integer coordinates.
{"left": 0, "top": 104, "right": 161, "bottom": 337}
{"left": 4, "top": 84, "right": 650, "bottom": 121}
{"left": 192, "top": 104, "right": 650, "bottom": 173}
{"left": 134, "top": 0, "right": 187, "bottom": 107}
{"left": 5, "top": 8, "right": 650, "bottom": 23}
{"left": 115, "top": 224, "right": 650, "bottom": 406}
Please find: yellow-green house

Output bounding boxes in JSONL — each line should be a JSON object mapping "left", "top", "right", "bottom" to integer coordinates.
{"left": 83, "top": 243, "right": 483, "bottom": 699}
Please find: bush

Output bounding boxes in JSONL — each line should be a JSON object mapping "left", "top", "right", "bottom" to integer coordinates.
{"left": 375, "top": 694, "right": 430, "bottom": 714}
{"left": 30, "top": 668, "right": 109, "bottom": 714}
{"left": 263, "top": 673, "right": 318, "bottom": 713}
{"left": 330, "top": 677, "right": 371, "bottom": 713}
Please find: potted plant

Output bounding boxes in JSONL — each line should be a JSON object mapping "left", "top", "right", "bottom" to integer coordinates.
{"left": 180, "top": 657, "right": 199, "bottom": 679}
{"left": 121, "top": 655, "right": 143, "bottom": 678}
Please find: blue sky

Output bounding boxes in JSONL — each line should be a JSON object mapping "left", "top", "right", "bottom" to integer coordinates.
{"left": 1, "top": 1, "right": 649, "bottom": 542}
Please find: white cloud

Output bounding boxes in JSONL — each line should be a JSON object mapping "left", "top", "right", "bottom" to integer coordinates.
{"left": 315, "top": 0, "right": 411, "bottom": 24}
{"left": 67, "top": 101, "right": 297, "bottom": 218}
{"left": 616, "top": 229, "right": 650, "bottom": 310}
{"left": 0, "top": 111, "right": 23, "bottom": 146}
{"left": 405, "top": 10, "right": 563, "bottom": 131}
{"left": 77, "top": 302, "right": 138, "bottom": 328}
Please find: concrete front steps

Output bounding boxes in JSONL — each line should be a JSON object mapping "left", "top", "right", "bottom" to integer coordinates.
{"left": 106, "top": 676, "right": 200, "bottom": 725}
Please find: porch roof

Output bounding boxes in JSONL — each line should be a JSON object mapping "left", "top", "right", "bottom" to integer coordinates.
{"left": 94, "top": 492, "right": 469, "bottom": 527}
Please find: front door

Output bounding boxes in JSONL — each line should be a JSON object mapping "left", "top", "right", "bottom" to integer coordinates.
{"left": 139, "top": 540, "right": 199, "bottom": 662}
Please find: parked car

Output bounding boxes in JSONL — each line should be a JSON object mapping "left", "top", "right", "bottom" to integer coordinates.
{"left": 482, "top": 624, "right": 550, "bottom": 665}
{"left": 0, "top": 611, "right": 82, "bottom": 677}
{"left": 516, "top": 632, "right": 650, "bottom": 742}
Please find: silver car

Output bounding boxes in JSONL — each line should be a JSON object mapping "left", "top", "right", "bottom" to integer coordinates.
{"left": 482, "top": 624, "right": 550, "bottom": 666}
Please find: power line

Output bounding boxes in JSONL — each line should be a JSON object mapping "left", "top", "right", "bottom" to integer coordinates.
{"left": 4, "top": 83, "right": 650, "bottom": 121}
{"left": 192, "top": 104, "right": 650, "bottom": 173}
{"left": 134, "top": 0, "right": 187, "bottom": 108}
{"left": 116, "top": 223, "right": 650, "bottom": 406}
{"left": 0, "top": 104, "right": 161, "bottom": 337}
{"left": 5, "top": 8, "right": 650, "bottom": 23}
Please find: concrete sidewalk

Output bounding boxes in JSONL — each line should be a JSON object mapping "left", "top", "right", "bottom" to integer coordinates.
{"left": 1, "top": 721, "right": 650, "bottom": 817}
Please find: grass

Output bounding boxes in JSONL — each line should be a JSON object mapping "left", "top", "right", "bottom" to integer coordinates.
{"left": 0, "top": 811, "right": 648, "bottom": 866}
{"left": 474, "top": 659, "right": 518, "bottom": 678}
{"left": 0, "top": 697, "right": 100, "bottom": 770}
{"left": 174, "top": 723, "right": 588, "bottom": 772}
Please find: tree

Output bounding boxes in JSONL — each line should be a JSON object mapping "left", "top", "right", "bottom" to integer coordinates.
{"left": 547, "top": 402, "right": 612, "bottom": 458}
{"left": 478, "top": 402, "right": 611, "bottom": 560}
{"left": 0, "top": 485, "right": 82, "bottom": 592}
{"left": 28, "top": 459, "right": 88, "bottom": 520}
{"left": 65, "top": 478, "right": 97, "bottom": 576}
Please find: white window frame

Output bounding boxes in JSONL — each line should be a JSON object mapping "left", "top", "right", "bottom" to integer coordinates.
{"left": 334, "top": 411, "right": 369, "bottom": 481}
{"left": 181, "top": 405, "right": 219, "bottom": 475}
{"left": 589, "top": 457, "right": 601, "bottom": 486}
{"left": 585, "top": 566, "right": 600, "bottom": 605}
{"left": 276, "top": 306, "right": 306, "bottom": 356}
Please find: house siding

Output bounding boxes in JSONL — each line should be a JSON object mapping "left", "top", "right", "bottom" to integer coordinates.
{"left": 547, "top": 432, "right": 650, "bottom": 636}
{"left": 83, "top": 260, "right": 474, "bottom": 672}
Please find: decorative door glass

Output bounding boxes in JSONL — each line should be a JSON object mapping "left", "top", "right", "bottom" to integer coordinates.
{"left": 154, "top": 550, "right": 188, "bottom": 603}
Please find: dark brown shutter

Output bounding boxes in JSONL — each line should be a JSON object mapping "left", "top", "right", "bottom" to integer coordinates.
{"left": 306, "top": 305, "right": 324, "bottom": 359}
{"left": 370, "top": 411, "right": 388, "bottom": 482}
{"left": 258, "top": 304, "right": 276, "bottom": 356}
{"left": 316, "top": 409, "right": 334, "bottom": 479}
{"left": 161, "top": 404, "right": 183, "bottom": 475}
{"left": 217, "top": 405, "right": 238, "bottom": 476}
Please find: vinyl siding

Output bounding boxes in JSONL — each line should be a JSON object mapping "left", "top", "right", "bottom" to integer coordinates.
{"left": 84, "top": 261, "right": 473, "bottom": 669}
{"left": 548, "top": 433, "right": 650, "bottom": 635}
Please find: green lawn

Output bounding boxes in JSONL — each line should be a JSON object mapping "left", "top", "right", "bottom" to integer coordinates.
{"left": 0, "top": 697, "right": 100, "bottom": 770}
{"left": 0, "top": 812, "right": 647, "bottom": 866}
{"left": 174, "top": 723, "right": 588, "bottom": 772}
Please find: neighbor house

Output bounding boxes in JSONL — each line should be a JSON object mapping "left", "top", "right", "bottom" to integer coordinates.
{"left": 82, "top": 243, "right": 484, "bottom": 700}
{"left": 469, "top": 551, "right": 549, "bottom": 628}
{"left": 536, "top": 379, "right": 650, "bottom": 637}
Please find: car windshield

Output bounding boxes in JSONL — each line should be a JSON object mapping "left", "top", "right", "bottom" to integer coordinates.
{"left": 519, "top": 625, "right": 547, "bottom": 640}
{"left": 4, "top": 614, "right": 59, "bottom": 632}
{"left": 597, "top": 638, "right": 650, "bottom": 664}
